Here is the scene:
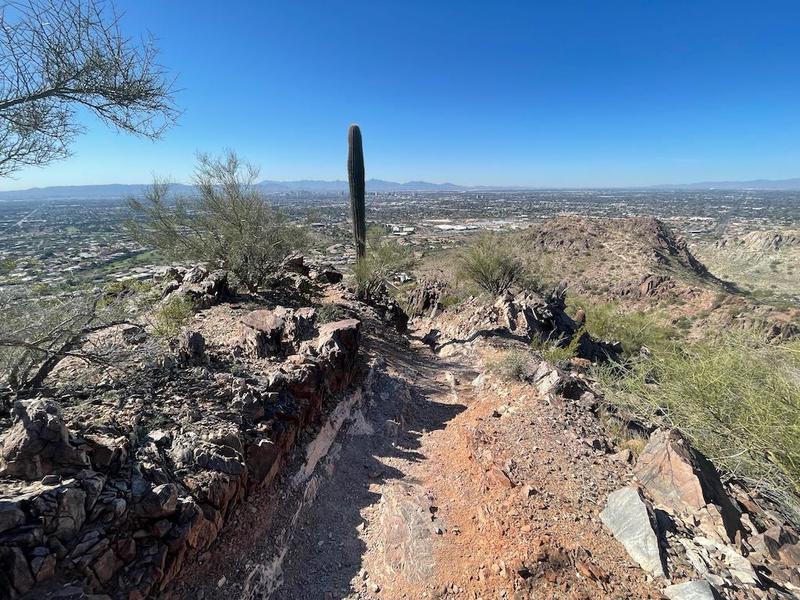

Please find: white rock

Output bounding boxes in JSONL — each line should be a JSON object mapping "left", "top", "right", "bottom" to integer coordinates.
{"left": 600, "top": 487, "right": 666, "bottom": 578}
{"left": 663, "top": 580, "right": 716, "bottom": 600}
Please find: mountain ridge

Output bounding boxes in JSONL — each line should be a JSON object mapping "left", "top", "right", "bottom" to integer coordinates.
{"left": 2, "top": 176, "right": 800, "bottom": 201}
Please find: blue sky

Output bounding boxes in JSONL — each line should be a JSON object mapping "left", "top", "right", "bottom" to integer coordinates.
{"left": 4, "top": 0, "right": 800, "bottom": 189}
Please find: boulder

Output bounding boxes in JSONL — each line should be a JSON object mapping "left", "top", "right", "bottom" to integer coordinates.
{"left": 134, "top": 483, "right": 178, "bottom": 520}
{"left": 634, "top": 429, "right": 741, "bottom": 542}
{"left": 600, "top": 486, "right": 666, "bottom": 578}
{"left": 0, "top": 399, "right": 89, "bottom": 480}
{"left": 173, "top": 268, "right": 230, "bottom": 309}
{"left": 175, "top": 330, "right": 206, "bottom": 364}
{"left": 240, "top": 308, "right": 287, "bottom": 357}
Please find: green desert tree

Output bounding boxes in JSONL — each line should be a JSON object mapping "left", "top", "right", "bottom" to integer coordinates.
{"left": 126, "top": 151, "right": 306, "bottom": 292}
{"left": 456, "top": 233, "right": 524, "bottom": 296}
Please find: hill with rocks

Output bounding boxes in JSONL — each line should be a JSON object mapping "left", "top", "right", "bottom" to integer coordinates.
{"left": 0, "top": 254, "right": 799, "bottom": 599}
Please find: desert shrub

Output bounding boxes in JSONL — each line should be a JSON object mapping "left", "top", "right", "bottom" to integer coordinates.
{"left": 0, "top": 287, "right": 133, "bottom": 392}
{"left": 568, "top": 297, "right": 674, "bottom": 356}
{"left": 126, "top": 151, "right": 307, "bottom": 292}
{"left": 487, "top": 350, "right": 532, "bottom": 381}
{"left": 456, "top": 233, "right": 523, "bottom": 296}
{"left": 353, "top": 228, "right": 415, "bottom": 299}
{"left": 152, "top": 294, "right": 195, "bottom": 338}
{"left": 530, "top": 328, "right": 583, "bottom": 365}
{"left": 599, "top": 333, "right": 800, "bottom": 519}
{"left": 317, "top": 303, "right": 347, "bottom": 324}
{"left": 440, "top": 294, "right": 465, "bottom": 310}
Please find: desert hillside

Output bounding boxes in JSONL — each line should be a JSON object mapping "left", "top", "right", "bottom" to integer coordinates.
{"left": 1, "top": 247, "right": 799, "bottom": 599}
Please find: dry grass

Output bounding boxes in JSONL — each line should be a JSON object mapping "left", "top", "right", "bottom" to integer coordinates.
{"left": 598, "top": 333, "right": 800, "bottom": 521}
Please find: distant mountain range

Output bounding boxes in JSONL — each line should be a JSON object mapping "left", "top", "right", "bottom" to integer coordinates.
{"left": 0, "top": 179, "right": 473, "bottom": 201}
{"left": 1, "top": 177, "right": 800, "bottom": 201}
{"left": 653, "top": 177, "right": 800, "bottom": 191}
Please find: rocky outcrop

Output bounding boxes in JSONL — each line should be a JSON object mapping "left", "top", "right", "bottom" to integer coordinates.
{"left": 162, "top": 267, "right": 230, "bottom": 309}
{"left": 634, "top": 429, "right": 742, "bottom": 543}
{"left": 601, "top": 427, "right": 800, "bottom": 598}
{"left": 416, "top": 288, "right": 618, "bottom": 362}
{"left": 239, "top": 306, "right": 319, "bottom": 358}
{"left": 0, "top": 310, "right": 362, "bottom": 599}
{"left": 406, "top": 278, "right": 448, "bottom": 318}
{"left": 0, "top": 399, "right": 89, "bottom": 480}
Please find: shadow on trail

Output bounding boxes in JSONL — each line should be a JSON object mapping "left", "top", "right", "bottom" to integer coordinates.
{"left": 271, "top": 316, "right": 469, "bottom": 599}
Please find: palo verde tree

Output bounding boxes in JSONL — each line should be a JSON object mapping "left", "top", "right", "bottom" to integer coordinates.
{"left": 126, "top": 151, "right": 307, "bottom": 292}
{"left": 0, "top": 0, "right": 178, "bottom": 177}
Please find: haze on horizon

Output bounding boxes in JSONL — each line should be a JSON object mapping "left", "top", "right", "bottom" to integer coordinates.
{"left": 2, "top": 0, "right": 800, "bottom": 191}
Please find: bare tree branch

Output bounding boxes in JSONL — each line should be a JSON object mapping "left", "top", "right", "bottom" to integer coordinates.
{"left": 0, "top": 0, "right": 179, "bottom": 177}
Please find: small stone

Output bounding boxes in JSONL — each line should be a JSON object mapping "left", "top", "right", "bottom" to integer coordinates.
{"left": 217, "top": 576, "right": 227, "bottom": 588}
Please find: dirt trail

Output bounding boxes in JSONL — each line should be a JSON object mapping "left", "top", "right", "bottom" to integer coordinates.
{"left": 172, "top": 315, "right": 659, "bottom": 599}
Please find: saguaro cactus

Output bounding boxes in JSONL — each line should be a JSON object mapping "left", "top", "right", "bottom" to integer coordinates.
{"left": 348, "top": 124, "right": 366, "bottom": 260}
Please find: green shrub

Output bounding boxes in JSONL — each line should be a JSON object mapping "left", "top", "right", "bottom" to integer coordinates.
{"left": 487, "top": 350, "right": 532, "bottom": 381}
{"left": 456, "top": 233, "right": 524, "bottom": 296}
{"left": 530, "top": 328, "right": 583, "bottom": 365}
{"left": 317, "top": 303, "right": 347, "bottom": 324}
{"left": 599, "top": 333, "right": 800, "bottom": 519}
{"left": 440, "top": 294, "right": 465, "bottom": 310}
{"left": 352, "top": 227, "right": 415, "bottom": 299}
{"left": 567, "top": 296, "right": 675, "bottom": 356}
{"left": 152, "top": 294, "right": 195, "bottom": 338}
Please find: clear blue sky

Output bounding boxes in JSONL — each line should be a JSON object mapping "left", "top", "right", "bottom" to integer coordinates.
{"left": 4, "top": 0, "right": 800, "bottom": 189}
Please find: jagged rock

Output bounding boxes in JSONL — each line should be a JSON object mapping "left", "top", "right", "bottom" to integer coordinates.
{"left": 663, "top": 580, "right": 717, "bottom": 600}
{"left": 0, "top": 501, "right": 25, "bottom": 534}
{"left": 134, "top": 483, "right": 178, "bottom": 520}
{"left": 692, "top": 536, "right": 758, "bottom": 585}
{"left": 406, "top": 278, "right": 448, "bottom": 318}
{"left": 294, "top": 307, "right": 318, "bottom": 341}
{"left": 245, "top": 438, "right": 280, "bottom": 487}
{"left": 0, "top": 546, "right": 34, "bottom": 598}
{"left": 175, "top": 330, "right": 206, "bottom": 364}
{"left": 183, "top": 266, "right": 207, "bottom": 284}
{"left": 316, "top": 319, "right": 361, "bottom": 386}
{"left": 634, "top": 429, "right": 741, "bottom": 542}
{"left": 240, "top": 308, "right": 287, "bottom": 357}
{"left": 0, "top": 399, "right": 89, "bottom": 480}
{"left": 750, "top": 525, "right": 800, "bottom": 565}
{"left": 600, "top": 486, "right": 666, "bottom": 578}
{"left": 84, "top": 433, "right": 129, "bottom": 473}
{"left": 170, "top": 269, "right": 230, "bottom": 309}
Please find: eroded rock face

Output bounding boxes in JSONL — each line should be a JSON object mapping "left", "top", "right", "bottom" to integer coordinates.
{"left": 0, "top": 289, "right": 362, "bottom": 598}
{"left": 406, "top": 278, "right": 448, "bottom": 318}
{"left": 416, "top": 289, "right": 618, "bottom": 362}
{"left": 0, "top": 399, "right": 89, "bottom": 480}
